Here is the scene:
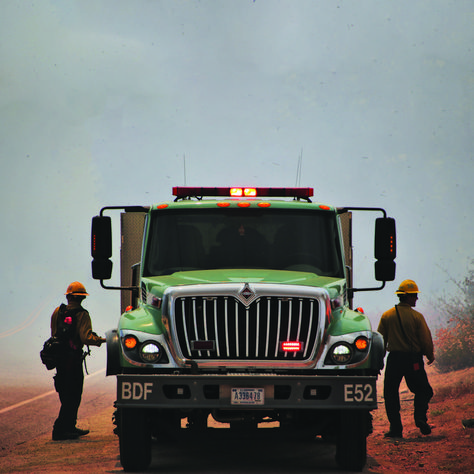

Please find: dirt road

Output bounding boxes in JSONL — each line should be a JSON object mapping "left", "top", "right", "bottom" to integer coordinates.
{"left": 0, "top": 366, "right": 473, "bottom": 473}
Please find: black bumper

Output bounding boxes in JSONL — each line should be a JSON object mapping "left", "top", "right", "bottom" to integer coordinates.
{"left": 116, "top": 373, "right": 378, "bottom": 410}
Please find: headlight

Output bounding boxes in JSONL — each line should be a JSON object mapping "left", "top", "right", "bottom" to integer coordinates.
{"left": 330, "top": 343, "right": 353, "bottom": 364}
{"left": 139, "top": 342, "right": 163, "bottom": 363}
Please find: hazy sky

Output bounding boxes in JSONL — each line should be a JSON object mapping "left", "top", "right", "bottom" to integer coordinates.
{"left": 1, "top": 1, "right": 472, "bottom": 381}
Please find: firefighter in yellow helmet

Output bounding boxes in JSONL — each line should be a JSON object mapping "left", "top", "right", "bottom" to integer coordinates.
{"left": 50, "top": 282, "right": 106, "bottom": 440}
{"left": 377, "top": 280, "right": 435, "bottom": 438}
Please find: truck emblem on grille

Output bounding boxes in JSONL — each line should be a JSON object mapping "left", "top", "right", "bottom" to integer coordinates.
{"left": 238, "top": 283, "right": 258, "bottom": 305}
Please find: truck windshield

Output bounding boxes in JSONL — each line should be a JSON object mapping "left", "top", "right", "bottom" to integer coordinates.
{"left": 143, "top": 208, "right": 344, "bottom": 277}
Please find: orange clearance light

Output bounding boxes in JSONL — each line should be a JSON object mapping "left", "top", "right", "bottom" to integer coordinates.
{"left": 157, "top": 204, "right": 168, "bottom": 209}
{"left": 281, "top": 341, "right": 303, "bottom": 352}
{"left": 217, "top": 201, "right": 230, "bottom": 207}
{"left": 258, "top": 202, "right": 271, "bottom": 208}
{"left": 123, "top": 335, "right": 138, "bottom": 350}
{"left": 237, "top": 201, "right": 251, "bottom": 208}
{"left": 355, "top": 337, "right": 369, "bottom": 351}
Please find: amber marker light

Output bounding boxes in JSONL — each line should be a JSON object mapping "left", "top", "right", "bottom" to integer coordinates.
{"left": 355, "top": 337, "right": 369, "bottom": 351}
{"left": 157, "top": 204, "right": 168, "bottom": 209}
{"left": 217, "top": 202, "right": 230, "bottom": 207}
{"left": 237, "top": 202, "right": 251, "bottom": 208}
{"left": 258, "top": 202, "right": 271, "bottom": 208}
{"left": 123, "top": 335, "right": 138, "bottom": 350}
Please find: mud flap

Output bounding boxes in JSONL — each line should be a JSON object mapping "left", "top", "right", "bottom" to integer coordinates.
{"left": 119, "top": 407, "right": 152, "bottom": 472}
{"left": 335, "top": 409, "right": 368, "bottom": 472}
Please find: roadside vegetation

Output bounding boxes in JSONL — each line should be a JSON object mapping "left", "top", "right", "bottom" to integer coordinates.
{"left": 433, "top": 260, "right": 474, "bottom": 373}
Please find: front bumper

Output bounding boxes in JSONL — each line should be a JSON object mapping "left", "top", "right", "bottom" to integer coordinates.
{"left": 116, "top": 373, "right": 378, "bottom": 410}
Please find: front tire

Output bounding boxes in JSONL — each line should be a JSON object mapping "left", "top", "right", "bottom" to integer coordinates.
{"left": 119, "top": 407, "right": 152, "bottom": 472}
{"left": 335, "top": 410, "right": 368, "bottom": 472}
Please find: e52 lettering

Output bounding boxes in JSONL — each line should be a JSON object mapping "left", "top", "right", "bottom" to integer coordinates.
{"left": 344, "top": 383, "right": 374, "bottom": 403}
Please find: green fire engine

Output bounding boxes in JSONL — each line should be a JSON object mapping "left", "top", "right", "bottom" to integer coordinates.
{"left": 91, "top": 186, "right": 396, "bottom": 472}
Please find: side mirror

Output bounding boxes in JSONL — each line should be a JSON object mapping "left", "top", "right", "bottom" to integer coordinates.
{"left": 91, "top": 216, "right": 113, "bottom": 280}
{"left": 92, "top": 258, "right": 113, "bottom": 280}
{"left": 374, "top": 217, "right": 396, "bottom": 281}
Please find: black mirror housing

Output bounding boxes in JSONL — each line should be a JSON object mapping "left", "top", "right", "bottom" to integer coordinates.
{"left": 374, "top": 217, "right": 396, "bottom": 281}
{"left": 91, "top": 216, "right": 112, "bottom": 259}
{"left": 375, "top": 217, "right": 396, "bottom": 260}
{"left": 375, "top": 259, "right": 396, "bottom": 282}
{"left": 92, "top": 258, "right": 113, "bottom": 280}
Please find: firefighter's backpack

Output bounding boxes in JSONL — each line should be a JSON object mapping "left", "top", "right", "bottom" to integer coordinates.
{"left": 40, "top": 304, "right": 80, "bottom": 370}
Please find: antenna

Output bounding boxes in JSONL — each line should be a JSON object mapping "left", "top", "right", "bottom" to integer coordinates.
{"left": 295, "top": 148, "right": 303, "bottom": 186}
{"left": 183, "top": 154, "right": 187, "bottom": 186}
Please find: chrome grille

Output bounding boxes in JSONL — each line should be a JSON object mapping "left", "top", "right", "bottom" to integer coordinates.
{"left": 173, "top": 295, "right": 319, "bottom": 361}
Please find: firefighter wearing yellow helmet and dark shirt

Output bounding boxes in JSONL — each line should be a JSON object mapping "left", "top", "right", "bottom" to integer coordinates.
{"left": 50, "top": 282, "right": 106, "bottom": 441}
{"left": 377, "top": 279, "right": 435, "bottom": 438}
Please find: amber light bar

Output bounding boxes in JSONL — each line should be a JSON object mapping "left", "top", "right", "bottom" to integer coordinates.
{"left": 172, "top": 186, "right": 314, "bottom": 199}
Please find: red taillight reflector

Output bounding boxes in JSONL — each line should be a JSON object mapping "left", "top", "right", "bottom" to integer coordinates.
{"left": 281, "top": 341, "right": 303, "bottom": 352}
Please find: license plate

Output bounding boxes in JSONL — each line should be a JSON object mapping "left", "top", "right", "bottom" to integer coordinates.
{"left": 231, "top": 388, "right": 264, "bottom": 405}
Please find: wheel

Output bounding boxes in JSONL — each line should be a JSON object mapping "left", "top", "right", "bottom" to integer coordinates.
{"left": 118, "top": 407, "right": 152, "bottom": 472}
{"left": 335, "top": 410, "right": 368, "bottom": 472}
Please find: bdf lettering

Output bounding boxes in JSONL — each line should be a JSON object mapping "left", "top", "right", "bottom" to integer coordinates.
{"left": 121, "top": 382, "right": 153, "bottom": 400}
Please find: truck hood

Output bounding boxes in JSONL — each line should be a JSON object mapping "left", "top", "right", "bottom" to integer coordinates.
{"left": 145, "top": 269, "right": 345, "bottom": 298}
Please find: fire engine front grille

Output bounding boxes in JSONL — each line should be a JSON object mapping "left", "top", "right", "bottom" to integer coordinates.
{"left": 173, "top": 296, "right": 319, "bottom": 361}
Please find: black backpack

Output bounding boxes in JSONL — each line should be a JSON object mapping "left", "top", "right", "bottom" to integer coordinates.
{"left": 55, "top": 304, "right": 79, "bottom": 344}
{"left": 40, "top": 305, "right": 81, "bottom": 370}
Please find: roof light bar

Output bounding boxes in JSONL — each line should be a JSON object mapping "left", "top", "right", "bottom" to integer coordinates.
{"left": 172, "top": 187, "right": 314, "bottom": 199}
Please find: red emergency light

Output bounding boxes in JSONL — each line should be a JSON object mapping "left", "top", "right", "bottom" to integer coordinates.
{"left": 172, "top": 187, "right": 314, "bottom": 199}
{"left": 280, "top": 341, "right": 303, "bottom": 352}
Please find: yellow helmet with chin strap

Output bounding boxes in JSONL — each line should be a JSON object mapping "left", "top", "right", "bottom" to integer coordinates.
{"left": 395, "top": 279, "right": 420, "bottom": 295}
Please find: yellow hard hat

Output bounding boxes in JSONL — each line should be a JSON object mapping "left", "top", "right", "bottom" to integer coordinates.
{"left": 65, "top": 281, "right": 89, "bottom": 296}
{"left": 395, "top": 279, "right": 420, "bottom": 295}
